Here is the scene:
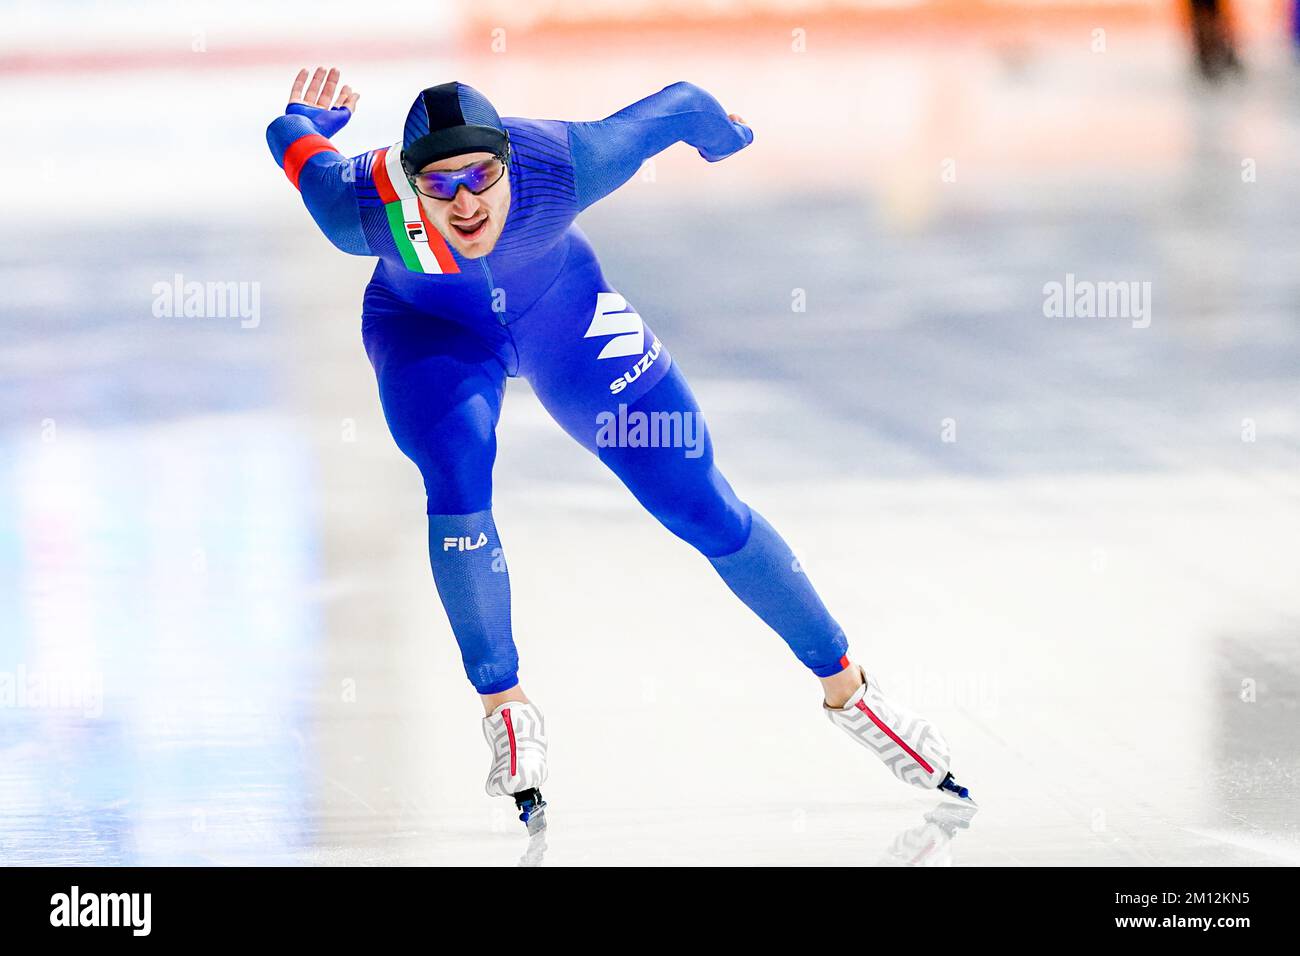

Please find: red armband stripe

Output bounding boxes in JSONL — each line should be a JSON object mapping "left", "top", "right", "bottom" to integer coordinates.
{"left": 283, "top": 134, "right": 338, "bottom": 190}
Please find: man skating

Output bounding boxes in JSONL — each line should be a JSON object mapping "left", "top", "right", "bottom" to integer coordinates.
{"left": 267, "top": 67, "right": 974, "bottom": 831}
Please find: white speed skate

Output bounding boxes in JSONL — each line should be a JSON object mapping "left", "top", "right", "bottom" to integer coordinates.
{"left": 824, "top": 666, "right": 976, "bottom": 804}
{"left": 482, "top": 701, "right": 550, "bottom": 832}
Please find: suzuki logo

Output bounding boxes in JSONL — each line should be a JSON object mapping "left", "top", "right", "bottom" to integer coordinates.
{"left": 584, "top": 292, "right": 644, "bottom": 359}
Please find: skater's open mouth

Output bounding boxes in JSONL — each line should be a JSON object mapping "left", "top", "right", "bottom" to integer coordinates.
{"left": 451, "top": 213, "right": 488, "bottom": 241}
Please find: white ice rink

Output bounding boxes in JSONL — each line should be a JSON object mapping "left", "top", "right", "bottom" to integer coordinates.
{"left": 1, "top": 13, "right": 1298, "bottom": 865}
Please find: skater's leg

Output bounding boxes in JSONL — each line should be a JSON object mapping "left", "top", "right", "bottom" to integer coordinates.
{"left": 504, "top": 233, "right": 970, "bottom": 799}
{"left": 505, "top": 231, "right": 853, "bottom": 682}
{"left": 617, "top": 378, "right": 971, "bottom": 794}
{"left": 532, "top": 351, "right": 852, "bottom": 681}
{"left": 365, "top": 306, "right": 550, "bottom": 806}
{"left": 363, "top": 306, "right": 524, "bottom": 707}
{"left": 604, "top": 366, "right": 850, "bottom": 678}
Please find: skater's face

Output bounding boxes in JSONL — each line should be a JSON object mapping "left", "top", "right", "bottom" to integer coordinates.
{"left": 414, "top": 151, "right": 511, "bottom": 259}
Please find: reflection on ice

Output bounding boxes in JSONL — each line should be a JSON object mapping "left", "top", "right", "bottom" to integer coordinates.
{"left": 876, "top": 802, "right": 981, "bottom": 867}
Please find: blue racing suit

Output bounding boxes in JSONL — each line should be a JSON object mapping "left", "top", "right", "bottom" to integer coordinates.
{"left": 267, "top": 81, "right": 848, "bottom": 693}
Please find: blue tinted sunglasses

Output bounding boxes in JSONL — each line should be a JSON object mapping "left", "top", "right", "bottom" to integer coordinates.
{"left": 407, "top": 150, "right": 510, "bottom": 200}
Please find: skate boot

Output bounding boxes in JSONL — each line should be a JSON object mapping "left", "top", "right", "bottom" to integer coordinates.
{"left": 824, "top": 666, "right": 975, "bottom": 804}
{"left": 482, "top": 701, "right": 549, "bottom": 833}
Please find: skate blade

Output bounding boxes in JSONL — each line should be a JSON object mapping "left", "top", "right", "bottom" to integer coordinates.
{"left": 938, "top": 787, "right": 978, "bottom": 808}
{"left": 936, "top": 772, "right": 978, "bottom": 807}
{"left": 523, "top": 806, "right": 547, "bottom": 835}
{"left": 513, "top": 788, "right": 548, "bottom": 834}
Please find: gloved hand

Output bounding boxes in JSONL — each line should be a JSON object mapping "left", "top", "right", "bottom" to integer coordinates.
{"left": 285, "top": 66, "right": 360, "bottom": 138}
{"left": 699, "top": 111, "right": 753, "bottom": 163}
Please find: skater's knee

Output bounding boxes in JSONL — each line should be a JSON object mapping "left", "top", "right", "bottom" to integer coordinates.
{"left": 421, "top": 446, "right": 492, "bottom": 514}
{"left": 654, "top": 482, "right": 751, "bottom": 557}
{"left": 398, "top": 418, "right": 497, "bottom": 514}
{"left": 420, "top": 452, "right": 494, "bottom": 513}
{"left": 424, "top": 482, "right": 491, "bottom": 515}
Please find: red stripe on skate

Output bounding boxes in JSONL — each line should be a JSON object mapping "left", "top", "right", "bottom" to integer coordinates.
{"left": 502, "top": 707, "right": 517, "bottom": 777}
{"left": 855, "top": 700, "right": 934, "bottom": 775}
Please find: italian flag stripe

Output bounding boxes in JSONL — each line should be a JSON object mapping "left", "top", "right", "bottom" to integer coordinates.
{"left": 378, "top": 143, "right": 459, "bottom": 275}
{"left": 372, "top": 147, "right": 399, "bottom": 203}
{"left": 421, "top": 202, "right": 459, "bottom": 273}
{"left": 373, "top": 149, "right": 420, "bottom": 270}
{"left": 384, "top": 201, "right": 422, "bottom": 272}
{"left": 373, "top": 146, "right": 427, "bottom": 270}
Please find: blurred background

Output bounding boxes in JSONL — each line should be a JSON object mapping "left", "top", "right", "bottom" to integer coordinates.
{"left": 1, "top": 0, "right": 1297, "bottom": 865}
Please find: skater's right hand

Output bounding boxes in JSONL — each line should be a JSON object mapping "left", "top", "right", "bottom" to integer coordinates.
{"left": 285, "top": 66, "right": 360, "bottom": 138}
{"left": 698, "top": 109, "right": 753, "bottom": 163}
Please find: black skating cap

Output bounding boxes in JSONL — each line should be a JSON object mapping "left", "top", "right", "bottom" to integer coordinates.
{"left": 400, "top": 81, "right": 509, "bottom": 176}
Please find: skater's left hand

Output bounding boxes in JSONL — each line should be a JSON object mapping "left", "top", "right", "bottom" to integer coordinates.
{"left": 285, "top": 66, "right": 360, "bottom": 138}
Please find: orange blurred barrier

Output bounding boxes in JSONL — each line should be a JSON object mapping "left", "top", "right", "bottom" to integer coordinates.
{"left": 461, "top": 0, "right": 1288, "bottom": 42}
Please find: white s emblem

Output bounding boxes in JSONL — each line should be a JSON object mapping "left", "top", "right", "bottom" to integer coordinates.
{"left": 584, "top": 292, "right": 644, "bottom": 359}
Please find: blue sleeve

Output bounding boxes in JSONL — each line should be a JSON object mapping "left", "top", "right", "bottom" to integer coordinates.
{"left": 266, "top": 113, "right": 372, "bottom": 256}
{"left": 565, "top": 81, "right": 753, "bottom": 211}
